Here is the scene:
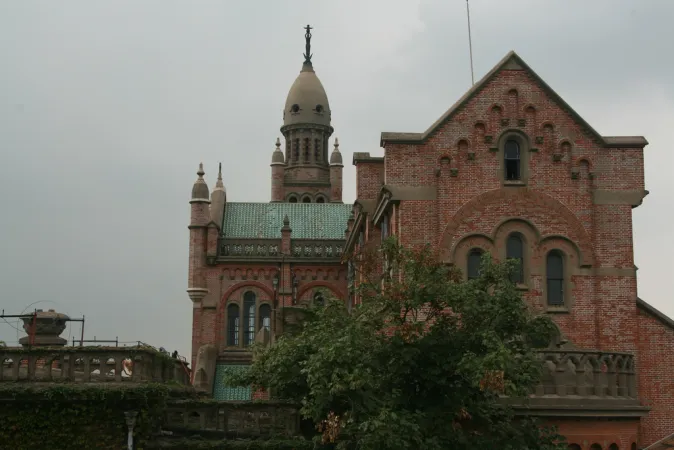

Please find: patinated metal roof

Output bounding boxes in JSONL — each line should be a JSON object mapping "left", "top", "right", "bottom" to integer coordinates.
{"left": 221, "top": 202, "right": 352, "bottom": 240}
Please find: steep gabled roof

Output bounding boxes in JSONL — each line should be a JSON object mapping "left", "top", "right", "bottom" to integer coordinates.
{"left": 380, "top": 51, "right": 647, "bottom": 149}
{"left": 637, "top": 297, "right": 674, "bottom": 331}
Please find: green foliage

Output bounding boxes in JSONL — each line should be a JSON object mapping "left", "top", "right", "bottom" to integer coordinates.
{"left": 0, "top": 383, "right": 177, "bottom": 450}
{"left": 146, "top": 437, "right": 314, "bottom": 449}
{"left": 226, "top": 238, "right": 566, "bottom": 450}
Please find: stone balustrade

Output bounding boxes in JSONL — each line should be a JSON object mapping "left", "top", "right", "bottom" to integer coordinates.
{"left": 0, "top": 346, "right": 190, "bottom": 385}
{"left": 164, "top": 400, "right": 301, "bottom": 437}
{"left": 533, "top": 349, "right": 637, "bottom": 399}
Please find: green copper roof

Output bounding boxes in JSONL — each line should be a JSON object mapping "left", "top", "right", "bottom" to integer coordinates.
{"left": 222, "top": 202, "right": 352, "bottom": 240}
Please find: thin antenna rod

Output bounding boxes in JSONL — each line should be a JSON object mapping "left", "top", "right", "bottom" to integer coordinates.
{"left": 466, "top": 0, "right": 475, "bottom": 85}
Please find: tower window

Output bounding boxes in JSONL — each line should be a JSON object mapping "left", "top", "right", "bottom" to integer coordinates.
{"left": 314, "top": 139, "right": 321, "bottom": 162}
{"left": 303, "top": 138, "right": 310, "bottom": 163}
{"left": 546, "top": 250, "right": 564, "bottom": 306}
{"left": 504, "top": 139, "right": 521, "bottom": 180}
{"left": 467, "top": 248, "right": 483, "bottom": 280}
{"left": 243, "top": 291, "right": 256, "bottom": 346}
{"left": 315, "top": 104, "right": 323, "bottom": 113}
{"left": 506, "top": 234, "right": 524, "bottom": 284}
{"left": 293, "top": 139, "right": 300, "bottom": 164}
{"left": 226, "top": 303, "right": 239, "bottom": 346}
{"left": 290, "top": 104, "right": 300, "bottom": 113}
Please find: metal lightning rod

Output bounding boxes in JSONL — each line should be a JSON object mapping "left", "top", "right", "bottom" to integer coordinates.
{"left": 466, "top": 0, "right": 475, "bottom": 85}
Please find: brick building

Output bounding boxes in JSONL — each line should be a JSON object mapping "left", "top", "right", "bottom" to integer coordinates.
{"left": 187, "top": 28, "right": 674, "bottom": 448}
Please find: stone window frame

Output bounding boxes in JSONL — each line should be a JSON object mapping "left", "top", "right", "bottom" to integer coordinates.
{"left": 287, "top": 193, "right": 299, "bottom": 203}
{"left": 494, "top": 221, "right": 537, "bottom": 291}
{"left": 450, "top": 234, "right": 495, "bottom": 282}
{"left": 224, "top": 289, "right": 273, "bottom": 349}
{"left": 538, "top": 239, "right": 579, "bottom": 314}
{"left": 496, "top": 129, "right": 531, "bottom": 186}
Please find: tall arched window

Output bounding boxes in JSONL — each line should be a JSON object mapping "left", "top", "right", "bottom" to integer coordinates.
{"left": 259, "top": 304, "right": 271, "bottom": 332}
{"left": 227, "top": 304, "right": 239, "bottom": 346}
{"left": 467, "top": 248, "right": 483, "bottom": 280}
{"left": 546, "top": 251, "right": 564, "bottom": 306}
{"left": 381, "top": 214, "right": 389, "bottom": 241}
{"left": 314, "top": 139, "right": 321, "bottom": 163}
{"left": 506, "top": 234, "right": 524, "bottom": 284}
{"left": 243, "top": 292, "right": 256, "bottom": 346}
{"left": 504, "top": 139, "right": 521, "bottom": 180}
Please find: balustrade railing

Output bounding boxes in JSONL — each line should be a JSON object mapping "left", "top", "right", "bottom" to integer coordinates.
{"left": 0, "top": 346, "right": 190, "bottom": 385}
{"left": 531, "top": 349, "right": 637, "bottom": 399}
{"left": 164, "top": 401, "right": 300, "bottom": 437}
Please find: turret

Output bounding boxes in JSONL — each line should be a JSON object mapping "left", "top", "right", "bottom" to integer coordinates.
{"left": 210, "top": 163, "right": 226, "bottom": 226}
{"left": 330, "top": 138, "right": 343, "bottom": 203}
{"left": 271, "top": 138, "right": 286, "bottom": 202}
{"left": 188, "top": 163, "right": 210, "bottom": 304}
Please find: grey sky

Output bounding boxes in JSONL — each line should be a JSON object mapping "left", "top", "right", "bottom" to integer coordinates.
{"left": 1, "top": 0, "right": 672, "bottom": 358}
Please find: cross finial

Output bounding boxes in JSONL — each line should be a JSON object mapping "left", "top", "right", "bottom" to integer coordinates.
{"left": 303, "top": 24, "right": 313, "bottom": 65}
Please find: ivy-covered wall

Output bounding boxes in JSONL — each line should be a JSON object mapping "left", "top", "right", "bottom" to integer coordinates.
{"left": 0, "top": 383, "right": 181, "bottom": 450}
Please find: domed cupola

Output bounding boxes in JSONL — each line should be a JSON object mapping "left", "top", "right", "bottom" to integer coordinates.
{"left": 273, "top": 25, "right": 341, "bottom": 204}
{"left": 282, "top": 25, "right": 333, "bottom": 131}
{"left": 283, "top": 57, "right": 331, "bottom": 127}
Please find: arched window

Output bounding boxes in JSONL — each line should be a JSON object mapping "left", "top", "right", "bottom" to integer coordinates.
{"left": 288, "top": 196, "right": 298, "bottom": 203}
{"left": 293, "top": 139, "right": 300, "bottom": 164}
{"left": 504, "top": 139, "right": 521, "bottom": 180}
{"left": 546, "top": 250, "right": 564, "bottom": 306}
{"left": 302, "top": 196, "right": 311, "bottom": 203}
{"left": 314, "top": 139, "right": 321, "bottom": 163}
{"left": 227, "top": 304, "right": 239, "bottom": 346}
{"left": 259, "top": 304, "right": 271, "bottom": 331}
{"left": 467, "top": 248, "right": 483, "bottom": 280}
{"left": 506, "top": 234, "right": 524, "bottom": 284}
{"left": 243, "top": 292, "right": 256, "bottom": 346}
{"left": 608, "top": 444, "right": 619, "bottom": 450}
{"left": 567, "top": 445, "right": 581, "bottom": 450}
{"left": 316, "top": 196, "right": 325, "bottom": 204}
{"left": 590, "top": 445, "right": 602, "bottom": 450}
{"left": 303, "top": 138, "right": 310, "bottom": 163}
{"left": 313, "top": 291, "right": 325, "bottom": 307}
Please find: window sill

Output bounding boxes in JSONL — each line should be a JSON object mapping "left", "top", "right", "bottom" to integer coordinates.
{"left": 515, "top": 283, "right": 529, "bottom": 291}
{"left": 504, "top": 180, "right": 526, "bottom": 187}
{"left": 546, "top": 305, "right": 570, "bottom": 314}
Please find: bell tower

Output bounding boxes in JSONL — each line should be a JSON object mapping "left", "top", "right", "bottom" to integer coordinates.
{"left": 270, "top": 25, "right": 342, "bottom": 204}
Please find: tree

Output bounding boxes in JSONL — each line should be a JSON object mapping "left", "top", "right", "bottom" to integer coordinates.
{"left": 227, "top": 238, "right": 566, "bottom": 450}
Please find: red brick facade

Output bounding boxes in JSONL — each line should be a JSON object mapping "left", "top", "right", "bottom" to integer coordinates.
{"left": 187, "top": 48, "right": 672, "bottom": 448}
{"left": 344, "top": 52, "right": 671, "bottom": 448}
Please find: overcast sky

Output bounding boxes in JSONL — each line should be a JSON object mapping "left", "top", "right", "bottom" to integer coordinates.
{"left": 1, "top": 1, "right": 672, "bottom": 357}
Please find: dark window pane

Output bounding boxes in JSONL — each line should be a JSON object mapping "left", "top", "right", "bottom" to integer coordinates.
{"left": 467, "top": 249, "right": 483, "bottom": 280}
{"left": 227, "top": 304, "right": 240, "bottom": 346}
{"left": 546, "top": 251, "right": 564, "bottom": 305}
{"left": 243, "top": 292, "right": 256, "bottom": 346}
{"left": 506, "top": 234, "right": 524, "bottom": 283}
{"left": 504, "top": 140, "right": 521, "bottom": 180}
{"left": 259, "top": 304, "right": 271, "bottom": 331}
{"left": 504, "top": 140, "right": 520, "bottom": 159}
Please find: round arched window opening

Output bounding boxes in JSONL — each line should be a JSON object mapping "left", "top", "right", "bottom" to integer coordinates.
{"left": 316, "top": 197, "right": 325, "bottom": 204}
{"left": 288, "top": 196, "right": 298, "bottom": 203}
{"left": 290, "top": 104, "right": 300, "bottom": 113}
{"left": 315, "top": 104, "right": 323, "bottom": 113}
{"left": 302, "top": 197, "right": 311, "bottom": 203}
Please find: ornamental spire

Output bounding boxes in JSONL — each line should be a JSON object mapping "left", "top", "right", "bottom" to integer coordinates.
{"left": 303, "top": 24, "right": 313, "bottom": 66}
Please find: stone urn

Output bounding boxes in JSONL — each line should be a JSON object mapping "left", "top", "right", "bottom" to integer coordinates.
{"left": 19, "top": 309, "right": 70, "bottom": 347}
